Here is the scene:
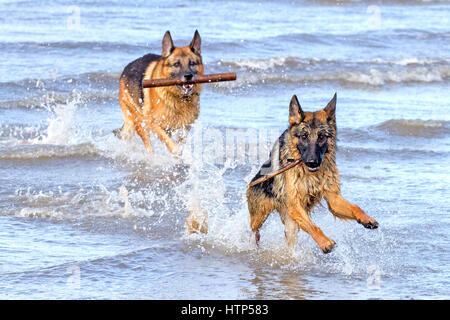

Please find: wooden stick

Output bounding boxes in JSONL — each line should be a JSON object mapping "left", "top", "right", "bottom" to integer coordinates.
{"left": 142, "top": 72, "right": 236, "bottom": 88}
{"left": 247, "top": 159, "right": 303, "bottom": 189}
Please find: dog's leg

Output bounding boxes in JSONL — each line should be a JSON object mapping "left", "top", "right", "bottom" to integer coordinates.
{"left": 149, "top": 124, "right": 179, "bottom": 154}
{"left": 247, "top": 195, "right": 275, "bottom": 247}
{"left": 118, "top": 82, "right": 139, "bottom": 141}
{"left": 279, "top": 211, "right": 299, "bottom": 249}
{"left": 134, "top": 121, "right": 153, "bottom": 154}
{"left": 324, "top": 192, "right": 378, "bottom": 229}
{"left": 117, "top": 121, "right": 135, "bottom": 140}
{"left": 287, "top": 206, "right": 335, "bottom": 254}
{"left": 185, "top": 200, "right": 208, "bottom": 234}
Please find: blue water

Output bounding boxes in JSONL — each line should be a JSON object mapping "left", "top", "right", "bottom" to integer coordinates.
{"left": 0, "top": 0, "right": 449, "bottom": 299}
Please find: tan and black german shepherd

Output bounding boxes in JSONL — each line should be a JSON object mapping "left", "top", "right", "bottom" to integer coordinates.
{"left": 116, "top": 30, "right": 204, "bottom": 154}
{"left": 246, "top": 93, "right": 378, "bottom": 253}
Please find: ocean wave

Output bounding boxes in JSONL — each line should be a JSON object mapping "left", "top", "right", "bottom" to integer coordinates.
{"left": 339, "top": 145, "right": 448, "bottom": 157}
{"left": 370, "top": 57, "right": 450, "bottom": 66}
{"left": 10, "top": 184, "right": 151, "bottom": 219}
{"left": 0, "top": 90, "right": 117, "bottom": 110}
{"left": 373, "top": 119, "right": 450, "bottom": 137}
{"left": 339, "top": 119, "right": 450, "bottom": 142}
{"left": 0, "top": 39, "right": 249, "bottom": 55}
{"left": 0, "top": 70, "right": 120, "bottom": 91}
{"left": 218, "top": 55, "right": 450, "bottom": 72}
{"left": 212, "top": 66, "right": 449, "bottom": 88}
{"left": 269, "top": 29, "right": 450, "bottom": 49}
{"left": 214, "top": 56, "right": 450, "bottom": 87}
{"left": 0, "top": 123, "right": 44, "bottom": 141}
{"left": 0, "top": 143, "right": 100, "bottom": 160}
{"left": 218, "top": 56, "right": 309, "bottom": 71}
{"left": 0, "top": 71, "right": 121, "bottom": 109}
{"left": 319, "top": 66, "right": 449, "bottom": 85}
{"left": 0, "top": 41, "right": 149, "bottom": 53}
{"left": 84, "top": 71, "right": 121, "bottom": 84}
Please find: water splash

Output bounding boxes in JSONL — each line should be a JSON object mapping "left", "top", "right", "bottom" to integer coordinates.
{"left": 119, "top": 185, "right": 133, "bottom": 218}
{"left": 37, "top": 91, "right": 82, "bottom": 145}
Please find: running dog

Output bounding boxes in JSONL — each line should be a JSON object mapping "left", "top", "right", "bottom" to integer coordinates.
{"left": 116, "top": 30, "right": 207, "bottom": 234}
{"left": 246, "top": 93, "right": 378, "bottom": 253}
{"left": 116, "top": 30, "right": 204, "bottom": 154}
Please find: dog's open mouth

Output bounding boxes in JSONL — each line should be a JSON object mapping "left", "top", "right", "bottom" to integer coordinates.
{"left": 178, "top": 83, "right": 194, "bottom": 95}
{"left": 306, "top": 165, "right": 320, "bottom": 173}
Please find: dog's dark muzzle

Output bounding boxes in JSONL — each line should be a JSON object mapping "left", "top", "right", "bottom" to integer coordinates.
{"left": 177, "top": 73, "right": 196, "bottom": 95}
{"left": 298, "top": 144, "right": 326, "bottom": 173}
{"left": 304, "top": 159, "right": 321, "bottom": 172}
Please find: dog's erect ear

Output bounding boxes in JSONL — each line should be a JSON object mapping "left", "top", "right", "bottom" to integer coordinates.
{"left": 324, "top": 93, "right": 337, "bottom": 122}
{"left": 289, "top": 95, "right": 305, "bottom": 125}
{"left": 189, "top": 30, "right": 201, "bottom": 54}
{"left": 162, "top": 31, "right": 175, "bottom": 58}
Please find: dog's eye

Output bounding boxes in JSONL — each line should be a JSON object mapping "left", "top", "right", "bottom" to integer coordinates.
{"left": 173, "top": 61, "right": 181, "bottom": 67}
{"left": 318, "top": 133, "right": 327, "bottom": 141}
{"left": 189, "top": 60, "right": 198, "bottom": 66}
{"left": 300, "top": 133, "right": 308, "bottom": 140}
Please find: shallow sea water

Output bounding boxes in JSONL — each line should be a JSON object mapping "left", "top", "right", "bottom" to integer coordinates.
{"left": 0, "top": 0, "right": 449, "bottom": 299}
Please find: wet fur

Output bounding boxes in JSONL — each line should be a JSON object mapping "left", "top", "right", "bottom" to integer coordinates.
{"left": 246, "top": 94, "right": 378, "bottom": 253}
{"left": 117, "top": 31, "right": 204, "bottom": 154}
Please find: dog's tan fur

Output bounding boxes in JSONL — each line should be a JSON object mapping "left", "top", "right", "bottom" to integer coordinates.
{"left": 117, "top": 30, "right": 204, "bottom": 154}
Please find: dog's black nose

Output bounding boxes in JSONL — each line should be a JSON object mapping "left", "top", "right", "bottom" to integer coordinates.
{"left": 184, "top": 73, "right": 194, "bottom": 81}
{"left": 305, "top": 160, "right": 319, "bottom": 168}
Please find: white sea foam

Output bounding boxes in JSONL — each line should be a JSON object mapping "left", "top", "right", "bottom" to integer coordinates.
{"left": 218, "top": 56, "right": 302, "bottom": 71}
{"left": 215, "top": 55, "right": 450, "bottom": 87}
{"left": 321, "top": 66, "right": 450, "bottom": 85}
{"left": 212, "top": 64, "right": 449, "bottom": 89}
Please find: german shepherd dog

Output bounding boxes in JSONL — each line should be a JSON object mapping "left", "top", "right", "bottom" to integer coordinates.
{"left": 246, "top": 94, "right": 378, "bottom": 253}
{"left": 117, "top": 31, "right": 207, "bottom": 234}
{"left": 116, "top": 30, "right": 204, "bottom": 154}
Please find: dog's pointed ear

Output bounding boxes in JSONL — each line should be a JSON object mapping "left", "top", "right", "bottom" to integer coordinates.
{"left": 189, "top": 30, "right": 201, "bottom": 54}
{"left": 289, "top": 95, "right": 304, "bottom": 125}
{"left": 324, "top": 93, "right": 337, "bottom": 122}
{"left": 162, "top": 31, "right": 175, "bottom": 58}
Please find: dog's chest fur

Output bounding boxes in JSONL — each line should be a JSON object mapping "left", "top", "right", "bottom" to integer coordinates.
{"left": 142, "top": 61, "right": 200, "bottom": 132}
{"left": 155, "top": 92, "right": 200, "bottom": 131}
{"left": 285, "top": 163, "right": 335, "bottom": 211}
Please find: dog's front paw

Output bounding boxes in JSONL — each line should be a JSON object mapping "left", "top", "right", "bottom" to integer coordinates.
{"left": 357, "top": 218, "right": 379, "bottom": 229}
{"left": 320, "top": 239, "right": 336, "bottom": 254}
{"left": 249, "top": 231, "right": 260, "bottom": 249}
{"left": 185, "top": 210, "right": 208, "bottom": 234}
{"left": 166, "top": 141, "right": 180, "bottom": 155}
